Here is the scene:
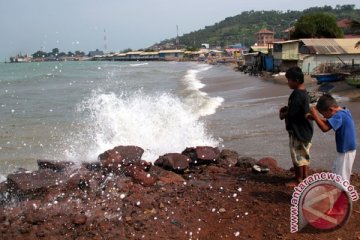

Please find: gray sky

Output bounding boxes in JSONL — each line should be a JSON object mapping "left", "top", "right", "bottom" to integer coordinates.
{"left": 0, "top": 0, "right": 359, "bottom": 60}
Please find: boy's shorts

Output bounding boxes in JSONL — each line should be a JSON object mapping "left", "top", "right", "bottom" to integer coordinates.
{"left": 289, "top": 134, "right": 312, "bottom": 167}
{"left": 332, "top": 150, "right": 356, "bottom": 182}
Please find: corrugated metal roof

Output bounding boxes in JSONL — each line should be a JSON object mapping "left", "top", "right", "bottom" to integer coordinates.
{"left": 300, "top": 38, "right": 360, "bottom": 54}
{"left": 126, "top": 51, "right": 143, "bottom": 55}
{"left": 158, "top": 49, "right": 184, "bottom": 53}
{"left": 139, "top": 52, "right": 159, "bottom": 55}
{"left": 250, "top": 45, "right": 268, "bottom": 54}
{"left": 256, "top": 29, "right": 274, "bottom": 34}
{"left": 334, "top": 38, "right": 360, "bottom": 54}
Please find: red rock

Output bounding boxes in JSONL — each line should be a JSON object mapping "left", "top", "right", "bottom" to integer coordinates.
{"left": 219, "top": 149, "right": 239, "bottom": 167}
{"left": 155, "top": 153, "right": 190, "bottom": 172}
{"left": 37, "top": 160, "right": 74, "bottom": 172}
{"left": 24, "top": 209, "right": 48, "bottom": 224}
{"left": 137, "top": 160, "right": 152, "bottom": 171}
{"left": 149, "top": 166, "right": 185, "bottom": 184}
{"left": 124, "top": 166, "right": 157, "bottom": 187}
{"left": 256, "top": 157, "right": 279, "bottom": 171}
{"left": 98, "top": 145, "right": 144, "bottom": 174}
{"left": 195, "top": 146, "right": 220, "bottom": 161}
{"left": 158, "top": 174, "right": 185, "bottom": 184}
{"left": 207, "top": 165, "right": 227, "bottom": 174}
{"left": 72, "top": 214, "right": 87, "bottom": 225}
{"left": 237, "top": 156, "right": 257, "bottom": 169}
{"left": 6, "top": 169, "right": 67, "bottom": 198}
{"left": 65, "top": 167, "right": 93, "bottom": 190}
{"left": 182, "top": 146, "right": 220, "bottom": 165}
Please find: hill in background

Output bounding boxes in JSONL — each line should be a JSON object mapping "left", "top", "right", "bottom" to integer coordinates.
{"left": 150, "top": 4, "right": 360, "bottom": 50}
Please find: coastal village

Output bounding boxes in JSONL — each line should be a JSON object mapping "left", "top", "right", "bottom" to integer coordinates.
{"left": 9, "top": 18, "right": 360, "bottom": 88}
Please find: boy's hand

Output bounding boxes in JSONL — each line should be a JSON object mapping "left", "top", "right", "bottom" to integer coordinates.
{"left": 305, "top": 113, "right": 314, "bottom": 120}
{"left": 310, "top": 106, "right": 318, "bottom": 117}
{"left": 279, "top": 106, "right": 288, "bottom": 120}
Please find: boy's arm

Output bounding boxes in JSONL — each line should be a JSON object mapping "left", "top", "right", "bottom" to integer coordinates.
{"left": 310, "top": 107, "right": 332, "bottom": 132}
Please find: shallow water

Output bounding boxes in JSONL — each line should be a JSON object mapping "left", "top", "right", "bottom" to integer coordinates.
{"left": 0, "top": 62, "right": 359, "bottom": 179}
{"left": 0, "top": 61, "right": 222, "bottom": 177}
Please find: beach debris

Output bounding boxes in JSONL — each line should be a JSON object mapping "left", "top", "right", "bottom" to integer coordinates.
{"left": 252, "top": 164, "right": 269, "bottom": 173}
{"left": 219, "top": 208, "right": 226, "bottom": 213}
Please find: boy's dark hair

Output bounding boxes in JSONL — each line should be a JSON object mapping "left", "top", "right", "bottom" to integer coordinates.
{"left": 316, "top": 93, "right": 338, "bottom": 112}
{"left": 285, "top": 66, "right": 304, "bottom": 83}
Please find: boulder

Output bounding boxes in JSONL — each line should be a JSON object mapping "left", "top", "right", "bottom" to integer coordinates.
{"left": 236, "top": 156, "right": 257, "bottom": 169}
{"left": 149, "top": 166, "right": 185, "bottom": 184}
{"left": 124, "top": 165, "right": 157, "bottom": 187}
{"left": 154, "top": 153, "right": 190, "bottom": 172}
{"left": 256, "top": 157, "right": 279, "bottom": 172}
{"left": 182, "top": 146, "right": 220, "bottom": 165}
{"left": 98, "top": 145, "right": 144, "bottom": 174}
{"left": 37, "top": 160, "right": 74, "bottom": 172}
{"left": 219, "top": 149, "right": 239, "bottom": 167}
{"left": 65, "top": 167, "right": 94, "bottom": 191}
{"left": 6, "top": 169, "right": 67, "bottom": 199}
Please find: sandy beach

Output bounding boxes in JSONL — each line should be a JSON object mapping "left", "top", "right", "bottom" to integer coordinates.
{"left": 201, "top": 65, "right": 360, "bottom": 173}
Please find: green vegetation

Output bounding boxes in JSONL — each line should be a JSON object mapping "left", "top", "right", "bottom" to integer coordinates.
{"left": 154, "top": 4, "right": 359, "bottom": 49}
{"left": 292, "top": 13, "right": 343, "bottom": 38}
{"left": 32, "top": 48, "right": 86, "bottom": 58}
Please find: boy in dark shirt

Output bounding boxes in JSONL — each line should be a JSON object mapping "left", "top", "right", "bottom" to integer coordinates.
{"left": 309, "top": 94, "right": 357, "bottom": 182}
{"left": 279, "top": 67, "right": 314, "bottom": 187}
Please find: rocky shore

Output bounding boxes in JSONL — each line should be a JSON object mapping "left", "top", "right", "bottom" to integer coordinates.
{"left": 1, "top": 145, "right": 360, "bottom": 240}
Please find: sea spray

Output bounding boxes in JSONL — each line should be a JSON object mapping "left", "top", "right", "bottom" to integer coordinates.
{"left": 58, "top": 90, "right": 220, "bottom": 163}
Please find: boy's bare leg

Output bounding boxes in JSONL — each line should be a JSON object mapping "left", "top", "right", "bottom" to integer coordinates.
{"left": 286, "top": 166, "right": 302, "bottom": 187}
{"left": 302, "top": 165, "right": 308, "bottom": 180}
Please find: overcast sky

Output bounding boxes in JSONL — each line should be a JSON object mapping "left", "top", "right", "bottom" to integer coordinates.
{"left": 0, "top": 0, "right": 359, "bottom": 60}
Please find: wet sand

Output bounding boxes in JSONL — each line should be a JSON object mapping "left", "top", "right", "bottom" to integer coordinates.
{"left": 202, "top": 65, "right": 360, "bottom": 172}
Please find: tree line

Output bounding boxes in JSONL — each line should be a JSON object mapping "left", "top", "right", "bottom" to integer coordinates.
{"left": 32, "top": 48, "right": 86, "bottom": 58}
{"left": 153, "top": 4, "right": 360, "bottom": 49}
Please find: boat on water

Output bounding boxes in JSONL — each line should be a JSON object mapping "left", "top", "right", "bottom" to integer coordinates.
{"left": 311, "top": 73, "right": 344, "bottom": 84}
{"left": 345, "top": 74, "right": 360, "bottom": 88}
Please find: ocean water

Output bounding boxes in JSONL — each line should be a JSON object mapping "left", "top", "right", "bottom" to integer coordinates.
{"left": 0, "top": 61, "right": 359, "bottom": 180}
{"left": 0, "top": 61, "right": 223, "bottom": 178}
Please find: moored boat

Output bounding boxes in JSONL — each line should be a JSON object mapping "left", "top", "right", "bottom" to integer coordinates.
{"left": 345, "top": 74, "right": 360, "bottom": 88}
{"left": 311, "top": 73, "right": 344, "bottom": 84}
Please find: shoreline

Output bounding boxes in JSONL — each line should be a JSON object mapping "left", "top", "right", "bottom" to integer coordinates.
{"left": 201, "top": 63, "right": 360, "bottom": 173}
{"left": 260, "top": 70, "right": 360, "bottom": 101}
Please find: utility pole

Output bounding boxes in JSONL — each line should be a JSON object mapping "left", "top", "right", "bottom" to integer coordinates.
{"left": 104, "top": 29, "right": 107, "bottom": 52}
{"left": 176, "top": 25, "right": 179, "bottom": 49}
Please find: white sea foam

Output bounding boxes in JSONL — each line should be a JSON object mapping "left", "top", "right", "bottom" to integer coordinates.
{"left": 0, "top": 174, "right": 5, "bottom": 182}
{"left": 129, "top": 63, "right": 149, "bottom": 67}
{"left": 181, "top": 64, "right": 224, "bottom": 116}
{"left": 60, "top": 90, "right": 220, "bottom": 163}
